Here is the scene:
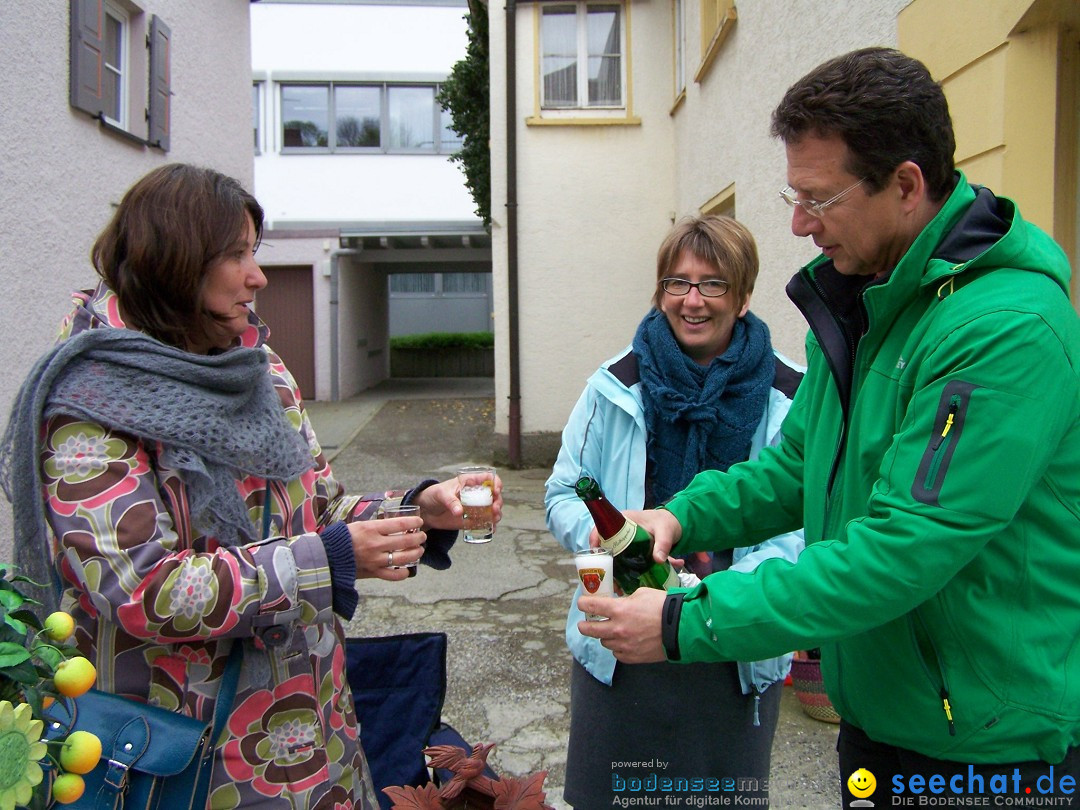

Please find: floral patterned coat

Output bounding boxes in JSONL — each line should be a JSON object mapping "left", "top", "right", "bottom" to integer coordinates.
{"left": 42, "top": 284, "right": 384, "bottom": 809}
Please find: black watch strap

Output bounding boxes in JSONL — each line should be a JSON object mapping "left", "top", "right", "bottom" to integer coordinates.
{"left": 661, "top": 591, "right": 686, "bottom": 661}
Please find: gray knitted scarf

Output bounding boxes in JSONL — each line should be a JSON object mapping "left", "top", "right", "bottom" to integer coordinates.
{"left": 0, "top": 327, "right": 313, "bottom": 609}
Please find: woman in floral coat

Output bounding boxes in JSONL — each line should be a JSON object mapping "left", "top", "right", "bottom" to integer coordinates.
{"left": 0, "top": 164, "right": 500, "bottom": 809}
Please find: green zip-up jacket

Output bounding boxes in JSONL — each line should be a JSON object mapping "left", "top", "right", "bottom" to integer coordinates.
{"left": 663, "top": 174, "right": 1080, "bottom": 763}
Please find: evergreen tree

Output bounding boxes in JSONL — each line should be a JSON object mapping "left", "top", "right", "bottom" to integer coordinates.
{"left": 437, "top": 0, "right": 490, "bottom": 227}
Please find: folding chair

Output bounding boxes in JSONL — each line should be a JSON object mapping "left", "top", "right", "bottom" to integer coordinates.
{"left": 346, "top": 632, "right": 496, "bottom": 809}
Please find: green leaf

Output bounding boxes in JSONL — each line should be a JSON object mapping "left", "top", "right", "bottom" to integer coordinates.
{"left": 0, "top": 642, "right": 32, "bottom": 668}
{"left": 3, "top": 615, "right": 27, "bottom": 636}
{"left": 21, "top": 685, "right": 42, "bottom": 717}
{"left": 32, "top": 644, "right": 62, "bottom": 670}
{"left": 3, "top": 659, "right": 40, "bottom": 685}
{"left": 0, "top": 588, "right": 24, "bottom": 610}
{"left": 9, "top": 574, "right": 46, "bottom": 587}
{"left": 10, "top": 609, "right": 42, "bottom": 631}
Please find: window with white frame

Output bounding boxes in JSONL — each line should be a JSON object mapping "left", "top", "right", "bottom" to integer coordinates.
{"left": 280, "top": 82, "right": 461, "bottom": 154}
{"left": 70, "top": 1, "right": 172, "bottom": 150}
{"left": 101, "top": 2, "right": 128, "bottom": 127}
{"left": 540, "top": 3, "right": 623, "bottom": 109}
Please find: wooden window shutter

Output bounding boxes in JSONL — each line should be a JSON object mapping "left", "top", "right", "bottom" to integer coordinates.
{"left": 70, "top": 0, "right": 106, "bottom": 117}
{"left": 148, "top": 15, "right": 172, "bottom": 151}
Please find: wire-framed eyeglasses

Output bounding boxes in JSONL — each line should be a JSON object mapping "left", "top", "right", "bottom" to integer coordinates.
{"left": 778, "top": 177, "right": 866, "bottom": 219}
{"left": 660, "top": 278, "right": 730, "bottom": 298}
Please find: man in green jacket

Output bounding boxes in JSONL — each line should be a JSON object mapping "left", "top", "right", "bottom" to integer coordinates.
{"left": 580, "top": 47, "right": 1080, "bottom": 804}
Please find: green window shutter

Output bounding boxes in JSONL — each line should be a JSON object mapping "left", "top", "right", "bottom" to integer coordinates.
{"left": 148, "top": 15, "right": 171, "bottom": 151}
{"left": 70, "top": 0, "right": 106, "bottom": 117}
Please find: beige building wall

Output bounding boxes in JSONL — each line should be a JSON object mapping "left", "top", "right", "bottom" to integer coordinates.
{"left": 490, "top": 0, "right": 908, "bottom": 463}
{"left": 493, "top": 0, "right": 1077, "bottom": 466}
{"left": 899, "top": 0, "right": 1080, "bottom": 298}
{"left": 490, "top": 1, "right": 679, "bottom": 461}
{"left": 0, "top": 2, "right": 256, "bottom": 559}
{"left": 671, "top": 0, "right": 912, "bottom": 364}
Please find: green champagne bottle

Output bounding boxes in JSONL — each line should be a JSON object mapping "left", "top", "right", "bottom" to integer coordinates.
{"left": 574, "top": 476, "right": 678, "bottom": 594}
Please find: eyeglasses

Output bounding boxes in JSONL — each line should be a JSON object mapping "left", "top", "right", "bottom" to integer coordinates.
{"left": 660, "top": 278, "right": 730, "bottom": 298}
{"left": 778, "top": 178, "right": 866, "bottom": 219}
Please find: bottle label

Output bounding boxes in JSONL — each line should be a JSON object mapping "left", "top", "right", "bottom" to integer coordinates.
{"left": 661, "top": 564, "right": 679, "bottom": 589}
{"left": 599, "top": 521, "right": 636, "bottom": 556}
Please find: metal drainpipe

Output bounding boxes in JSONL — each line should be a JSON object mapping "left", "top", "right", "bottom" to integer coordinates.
{"left": 506, "top": 0, "right": 522, "bottom": 467}
{"left": 328, "top": 248, "right": 358, "bottom": 402}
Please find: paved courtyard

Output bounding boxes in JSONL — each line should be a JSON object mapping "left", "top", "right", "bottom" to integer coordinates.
{"left": 307, "top": 383, "right": 840, "bottom": 809}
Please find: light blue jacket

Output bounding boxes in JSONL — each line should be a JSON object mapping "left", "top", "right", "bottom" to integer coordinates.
{"left": 545, "top": 344, "right": 805, "bottom": 694}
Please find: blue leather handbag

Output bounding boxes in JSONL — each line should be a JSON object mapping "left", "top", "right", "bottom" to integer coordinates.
{"left": 43, "top": 641, "right": 242, "bottom": 810}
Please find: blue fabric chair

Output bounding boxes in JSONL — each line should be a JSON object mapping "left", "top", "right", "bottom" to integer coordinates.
{"left": 346, "top": 632, "right": 500, "bottom": 808}
{"left": 347, "top": 633, "right": 449, "bottom": 808}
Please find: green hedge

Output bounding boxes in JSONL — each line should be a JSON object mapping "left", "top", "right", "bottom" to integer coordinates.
{"left": 389, "top": 331, "right": 494, "bottom": 350}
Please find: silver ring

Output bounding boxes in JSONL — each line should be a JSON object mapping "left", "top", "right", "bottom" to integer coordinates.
{"left": 388, "top": 551, "right": 394, "bottom": 567}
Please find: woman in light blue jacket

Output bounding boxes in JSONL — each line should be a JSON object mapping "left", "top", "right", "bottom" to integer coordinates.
{"left": 545, "top": 215, "right": 804, "bottom": 810}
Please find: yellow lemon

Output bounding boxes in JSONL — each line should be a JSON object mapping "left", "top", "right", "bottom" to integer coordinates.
{"left": 53, "top": 658, "right": 97, "bottom": 698}
{"left": 43, "top": 611, "right": 76, "bottom": 642}
{"left": 59, "top": 730, "right": 102, "bottom": 775}
{"left": 847, "top": 768, "right": 877, "bottom": 798}
{"left": 53, "top": 772, "right": 86, "bottom": 804}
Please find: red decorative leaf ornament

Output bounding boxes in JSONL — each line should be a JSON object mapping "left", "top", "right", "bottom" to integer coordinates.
{"left": 492, "top": 771, "right": 554, "bottom": 810}
{"left": 383, "top": 782, "right": 445, "bottom": 810}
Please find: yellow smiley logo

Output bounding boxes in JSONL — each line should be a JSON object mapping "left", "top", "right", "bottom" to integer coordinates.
{"left": 847, "top": 768, "right": 876, "bottom": 799}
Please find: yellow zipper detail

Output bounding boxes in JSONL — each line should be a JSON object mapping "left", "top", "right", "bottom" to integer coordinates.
{"left": 941, "top": 412, "right": 954, "bottom": 439}
{"left": 941, "top": 689, "right": 956, "bottom": 736}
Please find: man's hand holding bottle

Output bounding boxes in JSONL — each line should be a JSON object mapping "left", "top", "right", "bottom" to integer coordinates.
{"left": 578, "top": 507, "right": 685, "bottom": 663}
{"left": 601, "top": 509, "right": 684, "bottom": 559}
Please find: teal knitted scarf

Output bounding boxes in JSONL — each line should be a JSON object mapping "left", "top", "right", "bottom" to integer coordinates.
{"left": 633, "top": 308, "right": 773, "bottom": 505}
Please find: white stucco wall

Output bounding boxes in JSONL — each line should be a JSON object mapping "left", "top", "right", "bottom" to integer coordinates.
{"left": 250, "top": 1, "right": 477, "bottom": 226}
{"left": 490, "top": 2, "right": 678, "bottom": 444}
{"left": 0, "top": 1, "right": 255, "bottom": 560}
{"left": 490, "top": 0, "right": 915, "bottom": 457}
{"left": 671, "top": 0, "right": 912, "bottom": 364}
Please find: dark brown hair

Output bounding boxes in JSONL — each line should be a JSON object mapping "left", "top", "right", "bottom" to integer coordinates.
{"left": 652, "top": 215, "right": 759, "bottom": 310}
{"left": 92, "top": 164, "right": 264, "bottom": 349}
{"left": 771, "top": 47, "right": 956, "bottom": 201}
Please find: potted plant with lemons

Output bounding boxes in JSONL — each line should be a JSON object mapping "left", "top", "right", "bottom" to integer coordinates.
{"left": 0, "top": 566, "right": 101, "bottom": 808}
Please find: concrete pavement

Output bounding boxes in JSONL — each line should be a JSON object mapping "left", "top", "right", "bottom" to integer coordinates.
{"left": 304, "top": 379, "right": 839, "bottom": 809}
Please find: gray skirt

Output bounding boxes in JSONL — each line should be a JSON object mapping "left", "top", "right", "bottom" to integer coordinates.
{"left": 563, "top": 658, "right": 781, "bottom": 810}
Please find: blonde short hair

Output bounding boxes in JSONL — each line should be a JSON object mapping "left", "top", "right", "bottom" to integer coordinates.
{"left": 652, "top": 215, "right": 759, "bottom": 310}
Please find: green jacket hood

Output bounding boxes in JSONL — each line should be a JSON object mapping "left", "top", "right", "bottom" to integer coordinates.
{"left": 922, "top": 176, "right": 1072, "bottom": 296}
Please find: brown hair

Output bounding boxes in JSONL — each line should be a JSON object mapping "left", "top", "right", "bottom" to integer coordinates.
{"left": 652, "top": 215, "right": 759, "bottom": 310}
{"left": 91, "top": 163, "right": 264, "bottom": 350}
{"left": 771, "top": 47, "right": 955, "bottom": 201}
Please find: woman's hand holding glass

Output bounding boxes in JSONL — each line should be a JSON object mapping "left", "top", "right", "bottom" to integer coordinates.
{"left": 412, "top": 476, "right": 505, "bottom": 532}
{"left": 349, "top": 516, "right": 426, "bottom": 581}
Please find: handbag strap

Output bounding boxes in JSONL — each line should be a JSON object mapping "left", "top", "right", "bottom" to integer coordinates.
{"left": 211, "top": 481, "right": 268, "bottom": 741}
{"left": 261, "top": 480, "right": 273, "bottom": 542}
{"left": 211, "top": 640, "right": 244, "bottom": 742}
{"left": 208, "top": 481, "right": 272, "bottom": 740}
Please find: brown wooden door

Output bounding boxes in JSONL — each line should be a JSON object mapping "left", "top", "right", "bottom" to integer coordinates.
{"left": 256, "top": 265, "right": 315, "bottom": 398}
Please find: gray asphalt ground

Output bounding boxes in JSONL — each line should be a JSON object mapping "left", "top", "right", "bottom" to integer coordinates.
{"left": 306, "top": 378, "right": 840, "bottom": 809}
